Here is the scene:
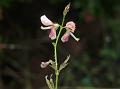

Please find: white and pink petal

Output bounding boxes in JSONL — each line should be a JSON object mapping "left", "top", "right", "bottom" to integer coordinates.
{"left": 40, "top": 15, "right": 53, "bottom": 26}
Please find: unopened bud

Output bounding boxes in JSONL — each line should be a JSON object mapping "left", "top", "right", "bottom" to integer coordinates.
{"left": 41, "top": 61, "right": 50, "bottom": 68}
{"left": 63, "top": 3, "right": 70, "bottom": 16}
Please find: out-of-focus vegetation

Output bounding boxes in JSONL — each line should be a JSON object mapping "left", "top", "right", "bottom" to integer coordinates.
{"left": 0, "top": 0, "right": 120, "bottom": 89}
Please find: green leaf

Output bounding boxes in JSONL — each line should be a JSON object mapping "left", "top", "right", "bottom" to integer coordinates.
{"left": 100, "top": 48, "right": 118, "bottom": 60}
{"left": 59, "top": 55, "right": 70, "bottom": 71}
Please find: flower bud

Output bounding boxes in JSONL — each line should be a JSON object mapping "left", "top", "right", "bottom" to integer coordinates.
{"left": 41, "top": 61, "right": 50, "bottom": 68}
{"left": 63, "top": 3, "right": 70, "bottom": 16}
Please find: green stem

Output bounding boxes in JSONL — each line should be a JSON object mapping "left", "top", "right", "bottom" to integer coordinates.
{"left": 55, "top": 15, "right": 65, "bottom": 45}
{"left": 54, "top": 15, "right": 66, "bottom": 89}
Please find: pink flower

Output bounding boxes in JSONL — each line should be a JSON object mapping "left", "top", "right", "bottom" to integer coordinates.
{"left": 61, "top": 21, "right": 79, "bottom": 43}
{"left": 40, "top": 15, "right": 59, "bottom": 40}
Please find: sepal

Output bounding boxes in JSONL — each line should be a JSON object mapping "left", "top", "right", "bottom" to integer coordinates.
{"left": 59, "top": 55, "right": 70, "bottom": 71}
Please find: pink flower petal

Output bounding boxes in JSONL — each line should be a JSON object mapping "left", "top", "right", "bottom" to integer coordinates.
{"left": 61, "top": 32, "right": 70, "bottom": 43}
{"left": 65, "top": 21, "right": 76, "bottom": 33}
{"left": 49, "top": 28, "right": 56, "bottom": 40}
{"left": 40, "top": 15, "right": 53, "bottom": 26}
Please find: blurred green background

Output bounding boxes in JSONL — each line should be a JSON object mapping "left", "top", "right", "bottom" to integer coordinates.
{"left": 0, "top": 0, "right": 120, "bottom": 89}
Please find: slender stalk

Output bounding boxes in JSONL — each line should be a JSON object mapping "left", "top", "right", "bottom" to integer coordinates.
{"left": 54, "top": 15, "right": 66, "bottom": 89}
{"left": 55, "top": 15, "right": 65, "bottom": 45}
{"left": 54, "top": 45, "right": 59, "bottom": 89}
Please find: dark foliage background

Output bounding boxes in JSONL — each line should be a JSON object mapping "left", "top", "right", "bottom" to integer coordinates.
{"left": 0, "top": 0, "right": 120, "bottom": 89}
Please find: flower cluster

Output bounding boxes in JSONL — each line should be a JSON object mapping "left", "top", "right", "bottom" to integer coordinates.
{"left": 40, "top": 15, "right": 79, "bottom": 43}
